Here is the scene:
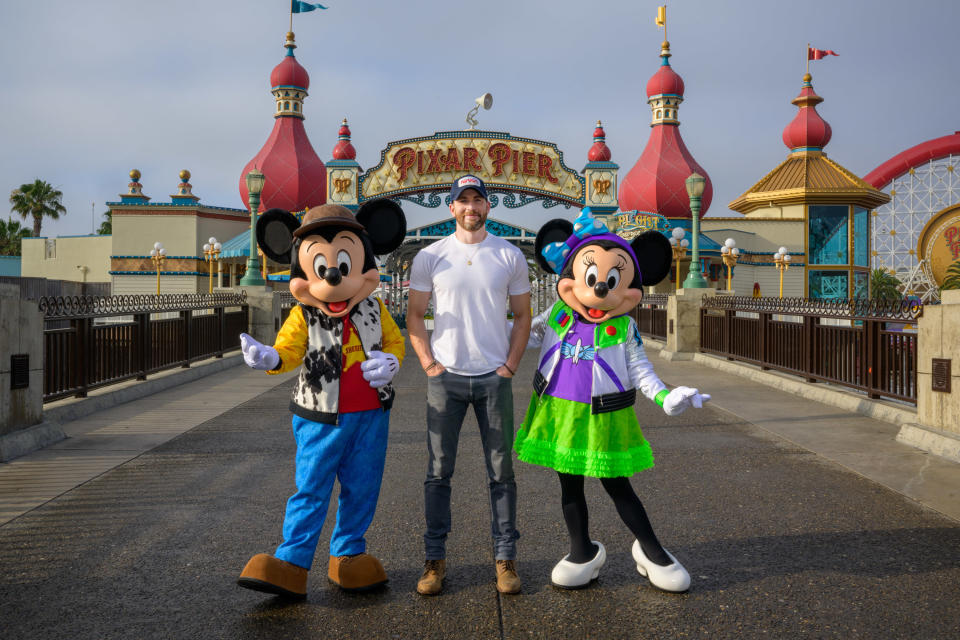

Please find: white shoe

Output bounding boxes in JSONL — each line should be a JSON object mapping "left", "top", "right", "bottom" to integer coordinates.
{"left": 551, "top": 541, "right": 606, "bottom": 589}
{"left": 631, "top": 540, "right": 690, "bottom": 592}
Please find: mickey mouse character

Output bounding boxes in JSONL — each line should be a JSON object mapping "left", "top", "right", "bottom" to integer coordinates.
{"left": 514, "top": 209, "right": 710, "bottom": 592}
{"left": 236, "top": 200, "right": 406, "bottom": 599}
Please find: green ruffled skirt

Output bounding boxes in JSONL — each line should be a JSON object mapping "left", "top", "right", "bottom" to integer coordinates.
{"left": 513, "top": 393, "right": 654, "bottom": 478}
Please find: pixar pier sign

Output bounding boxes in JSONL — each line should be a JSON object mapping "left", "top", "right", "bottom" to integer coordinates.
{"left": 357, "top": 131, "right": 587, "bottom": 207}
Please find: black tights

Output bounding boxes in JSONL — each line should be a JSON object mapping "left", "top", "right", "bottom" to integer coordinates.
{"left": 558, "top": 472, "right": 670, "bottom": 566}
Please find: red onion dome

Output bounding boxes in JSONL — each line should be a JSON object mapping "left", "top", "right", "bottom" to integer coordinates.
{"left": 270, "top": 54, "right": 310, "bottom": 90}
{"left": 238, "top": 118, "right": 326, "bottom": 212}
{"left": 587, "top": 120, "right": 612, "bottom": 162}
{"left": 239, "top": 32, "right": 325, "bottom": 211}
{"left": 618, "top": 124, "right": 713, "bottom": 218}
{"left": 332, "top": 118, "right": 357, "bottom": 160}
{"left": 646, "top": 60, "right": 684, "bottom": 97}
{"left": 782, "top": 73, "right": 832, "bottom": 151}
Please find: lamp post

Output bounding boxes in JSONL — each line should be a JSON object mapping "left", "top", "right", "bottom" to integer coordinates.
{"left": 668, "top": 227, "right": 688, "bottom": 291}
{"left": 720, "top": 238, "right": 741, "bottom": 291}
{"left": 681, "top": 173, "right": 709, "bottom": 288}
{"left": 203, "top": 237, "right": 222, "bottom": 294}
{"left": 239, "top": 169, "right": 266, "bottom": 286}
{"left": 149, "top": 241, "right": 166, "bottom": 296}
{"left": 773, "top": 246, "right": 792, "bottom": 297}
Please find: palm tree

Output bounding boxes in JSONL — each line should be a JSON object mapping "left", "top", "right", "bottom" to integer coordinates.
{"left": 9, "top": 179, "right": 66, "bottom": 237}
{"left": 942, "top": 258, "right": 960, "bottom": 291}
{"left": 0, "top": 217, "right": 31, "bottom": 255}
{"left": 869, "top": 267, "right": 902, "bottom": 301}
{"left": 97, "top": 210, "right": 112, "bottom": 235}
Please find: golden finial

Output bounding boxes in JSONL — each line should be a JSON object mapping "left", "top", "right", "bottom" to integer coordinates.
{"left": 660, "top": 41, "right": 672, "bottom": 58}
{"left": 803, "top": 72, "right": 812, "bottom": 83}
{"left": 285, "top": 31, "right": 296, "bottom": 49}
{"left": 342, "top": 118, "right": 348, "bottom": 125}
{"left": 179, "top": 169, "right": 191, "bottom": 182}
{"left": 597, "top": 120, "right": 602, "bottom": 127}
{"left": 129, "top": 169, "right": 141, "bottom": 181}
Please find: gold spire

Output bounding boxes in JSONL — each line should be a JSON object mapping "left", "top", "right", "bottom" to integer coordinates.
{"left": 656, "top": 5, "right": 669, "bottom": 57}
{"left": 285, "top": 31, "right": 296, "bottom": 50}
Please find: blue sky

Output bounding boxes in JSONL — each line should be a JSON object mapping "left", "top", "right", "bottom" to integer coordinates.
{"left": 1, "top": 0, "right": 957, "bottom": 237}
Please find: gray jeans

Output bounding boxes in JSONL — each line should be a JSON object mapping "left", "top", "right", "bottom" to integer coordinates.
{"left": 424, "top": 370, "right": 519, "bottom": 561}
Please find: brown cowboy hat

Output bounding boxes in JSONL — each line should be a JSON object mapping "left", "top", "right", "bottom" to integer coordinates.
{"left": 292, "top": 203, "right": 364, "bottom": 238}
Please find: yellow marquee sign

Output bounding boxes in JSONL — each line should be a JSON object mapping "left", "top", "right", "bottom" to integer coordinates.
{"left": 358, "top": 131, "right": 585, "bottom": 206}
{"left": 613, "top": 211, "right": 671, "bottom": 239}
{"left": 917, "top": 203, "right": 960, "bottom": 286}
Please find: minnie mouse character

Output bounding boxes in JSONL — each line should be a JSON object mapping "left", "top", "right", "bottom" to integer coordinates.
{"left": 514, "top": 209, "right": 710, "bottom": 592}
{"left": 236, "top": 200, "right": 406, "bottom": 599}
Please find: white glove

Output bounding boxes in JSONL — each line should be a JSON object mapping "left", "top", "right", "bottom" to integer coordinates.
{"left": 360, "top": 350, "right": 400, "bottom": 388}
{"left": 240, "top": 332, "right": 280, "bottom": 371}
{"left": 662, "top": 386, "right": 711, "bottom": 416}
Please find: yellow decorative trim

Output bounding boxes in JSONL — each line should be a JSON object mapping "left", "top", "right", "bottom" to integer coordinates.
{"left": 729, "top": 153, "right": 890, "bottom": 214}
{"left": 333, "top": 177, "right": 352, "bottom": 194}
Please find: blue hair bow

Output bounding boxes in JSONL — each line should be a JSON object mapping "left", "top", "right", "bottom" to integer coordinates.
{"left": 541, "top": 208, "right": 610, "bottom": 273}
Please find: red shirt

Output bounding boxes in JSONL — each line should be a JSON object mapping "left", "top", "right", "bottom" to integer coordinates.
{"left": 339, "top": 316, "right": 381, "bottom": 413}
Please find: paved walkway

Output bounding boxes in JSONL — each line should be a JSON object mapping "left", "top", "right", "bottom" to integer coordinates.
{"left": 1, "top": 339, "right": 958, "bottom": 638}
{"left": 0, "top": 363, "right": 298, "bottom": 525}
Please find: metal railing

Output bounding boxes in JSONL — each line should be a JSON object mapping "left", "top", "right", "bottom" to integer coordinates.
{"left": 40, "top": 293, "right": 248, "bottom": 402}
{"left": 634, "top": 293, "right": 668, "bottom": 340}
{"left": 700, "top": 296, "right": 922, "bottom": 404}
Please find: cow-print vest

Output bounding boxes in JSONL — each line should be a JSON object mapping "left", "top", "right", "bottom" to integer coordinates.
{"left": 290, "top": 296, "right": 395, "bottom": 424}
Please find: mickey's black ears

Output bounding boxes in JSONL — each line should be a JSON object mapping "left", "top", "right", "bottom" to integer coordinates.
{"left": 631, "top": 230, "right": 673, "bottom": 287}
{"left": 256, "top": 208, "right": 300, "bottom": 265}
{"left": 534, "top": 219, "right": 575, "bottom": 273}
{"left": 357, "top": 198, "right": 407, "bottom": 254}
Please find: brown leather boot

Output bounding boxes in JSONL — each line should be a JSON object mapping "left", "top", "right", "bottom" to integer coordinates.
{"left": 416, "top": 559, "right": 446, "bottom": 595}
{"left": 328, "top": 553, "right": 388, "bottom": 591}
{"left": 496, "top": 559, "right": 521, "bottom": 594}
{"left": 237, "top": 553, "right": 308, "bottom": 599}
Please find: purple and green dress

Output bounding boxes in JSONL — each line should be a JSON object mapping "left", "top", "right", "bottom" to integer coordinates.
{"left": 514, "top": 309, "right": 655, "bottom": 478}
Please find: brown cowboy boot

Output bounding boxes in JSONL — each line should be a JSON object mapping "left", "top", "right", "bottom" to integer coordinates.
{"left": 328, "top": 553, "right": 388, "bottom": 591}
{"left": 237, "top": 553, "right": 308, "bottom": 599}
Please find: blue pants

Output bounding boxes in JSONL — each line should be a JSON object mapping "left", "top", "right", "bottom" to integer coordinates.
{"left": 274, "top": 409, "right": 389, "bottom": 570}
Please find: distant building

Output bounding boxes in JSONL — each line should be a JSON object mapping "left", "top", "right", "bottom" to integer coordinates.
{"left": 0, "top": 255, "right": 21, "bottom": 277}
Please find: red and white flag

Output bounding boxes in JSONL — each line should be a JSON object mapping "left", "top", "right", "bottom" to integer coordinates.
{"left": 808, "top": 47, "right": 839, "bottom": 60}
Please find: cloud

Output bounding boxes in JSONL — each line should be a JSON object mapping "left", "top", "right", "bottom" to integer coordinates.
{"left": 2, "top": 0, "right": 958, "bottom": 238}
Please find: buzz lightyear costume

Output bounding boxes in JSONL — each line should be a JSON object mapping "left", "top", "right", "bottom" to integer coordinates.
{"left": 514, "top": 299, "right": 669, "bottom": 478}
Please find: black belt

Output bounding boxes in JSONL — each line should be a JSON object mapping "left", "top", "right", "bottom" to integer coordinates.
{"left": 534, "top": 370, "right": 636, "bottom": 415}
{"left": 592, "top": 389, "right": 636, "bottom": 414}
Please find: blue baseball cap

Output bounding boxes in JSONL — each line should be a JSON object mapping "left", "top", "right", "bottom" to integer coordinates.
{"left": 449, "top": 174, "right": 488, "bottom": 200}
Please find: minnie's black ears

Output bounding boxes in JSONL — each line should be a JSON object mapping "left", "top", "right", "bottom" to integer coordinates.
{"left": 357, "top": 198, "right": 407, "bottom": 254}
{"left": 256, "top": 208, "right": 300, "bottom": 265}
{"left": 631, "top": 230, "right": 673, "bottom": 287}
{"left": 534, "top": 219, "right": 574, "bottom": 274}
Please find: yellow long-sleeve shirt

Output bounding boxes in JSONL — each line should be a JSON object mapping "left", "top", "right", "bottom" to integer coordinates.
{"left": 269, "top": 296, "right": 404, "bottom": 423}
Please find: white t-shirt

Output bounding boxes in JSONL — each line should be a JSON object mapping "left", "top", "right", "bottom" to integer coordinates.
{"left": 409, "top": 233, "right": 530, "bottom": 375}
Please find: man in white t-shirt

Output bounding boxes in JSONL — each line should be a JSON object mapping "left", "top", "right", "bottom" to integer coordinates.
{"left": 407, "top": 174, "right": 531, "bottom": 596}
